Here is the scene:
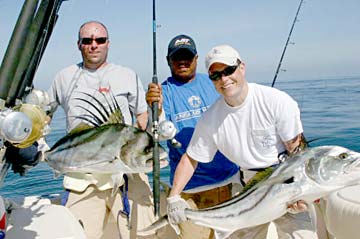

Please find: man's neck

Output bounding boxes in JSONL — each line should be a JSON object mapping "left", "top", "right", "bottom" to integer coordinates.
{"left": 173, "top": 74, "right": 196, "bottom": 83}
{"left": 83, "top": 62, "right": 108, "bottom": 71}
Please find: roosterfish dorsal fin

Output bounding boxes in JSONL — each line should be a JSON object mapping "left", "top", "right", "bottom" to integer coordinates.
{"left": 107, "top": 108, "right": 124, "bottom": 124}
{"left": 73, "top": 91, "right": 125, "bottom": 128}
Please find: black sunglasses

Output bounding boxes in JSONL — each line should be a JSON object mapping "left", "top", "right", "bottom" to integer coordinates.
{"left": 209, "top": 64, "right": 239, "bottom": 81}
{"left": 80, "top": 37, "right": 108, "bottom": 45}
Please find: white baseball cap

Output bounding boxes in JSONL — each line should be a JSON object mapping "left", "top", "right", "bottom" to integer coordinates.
{"left": 205, "top": 44, "right": 242, "bottom": 71}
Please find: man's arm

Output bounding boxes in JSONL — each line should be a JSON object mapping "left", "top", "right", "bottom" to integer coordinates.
{"left": 166, "top": 153, "right": 198, "bottom": 226}
{"left": 136, "top": 111, "right": 148, "bottom": 130}
{"left": 283, "top": 133, "right": 307, "bottom": 156}
{"left": 283, "top": 133, "right": 302, "bottom": 153}
{"left": 169, "top": 153, "right": 198, "bottom": 197}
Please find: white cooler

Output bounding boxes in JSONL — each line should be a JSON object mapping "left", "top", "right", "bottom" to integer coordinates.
{"left": 5, "top": 196, "right": 86, "bottom": 239}
{"left": 323, "top": 185, "right": 360, "bottom": 239}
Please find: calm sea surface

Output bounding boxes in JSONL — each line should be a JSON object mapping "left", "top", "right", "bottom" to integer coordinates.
{"left": 1, "top": 77, "right": 359, "bottom": 199}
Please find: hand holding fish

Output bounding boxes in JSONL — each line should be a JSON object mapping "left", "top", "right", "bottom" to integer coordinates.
{"left": 146, "top": 83, "right": 163, "bottom": 115}
{"left": 286, "top": 200, "right": 308, "bottom": 214}
{"left": 167, "top": 195, "right": 189, "bottom": 224}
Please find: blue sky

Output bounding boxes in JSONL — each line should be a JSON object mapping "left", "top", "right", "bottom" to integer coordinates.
{"left": 1, "top": 0, "right": 359, "bottom": 90}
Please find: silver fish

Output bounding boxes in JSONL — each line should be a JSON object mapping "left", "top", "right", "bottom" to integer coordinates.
{"left": 139, "top": 145, "right": 360, "bottom": 239}
{"left": 45, "top": 91, "right": 168, "bottom": 176}
{"left": 45, "top": 123, "right": 168, "bottom": 175}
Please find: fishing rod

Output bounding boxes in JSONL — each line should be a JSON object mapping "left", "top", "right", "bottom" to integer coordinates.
{"left": 18, "top": 0, "right": 64, "bottom": 101}
{"left": 271, "top": 0, "right": 304, "bottom": 87}
{"left": 0, "top": 0, "right": 38, "bottom": 101}
{"left": 8, "top": 0, "right": 64, "bottom": 106}
{"left": 0, "top": 0, "right": 39, "bottom": 187}
{"left": 151, "top": 0, "right": 161, "bottom": 217}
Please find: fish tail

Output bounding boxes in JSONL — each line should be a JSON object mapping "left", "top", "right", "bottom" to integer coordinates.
{"left": 137, "top": 215, "right": 169, "bottom": 236}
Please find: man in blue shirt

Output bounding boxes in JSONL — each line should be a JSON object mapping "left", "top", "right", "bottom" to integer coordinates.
{"left": 146, "top": 35, "right": 240, "bottom": 239}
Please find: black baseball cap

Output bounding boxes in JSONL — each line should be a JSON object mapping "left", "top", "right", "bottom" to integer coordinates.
{"left": 167, "top": 34, "right": 197, "bottom": 57}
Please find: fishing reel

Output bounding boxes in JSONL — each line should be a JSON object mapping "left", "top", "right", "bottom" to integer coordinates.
{"left": 158, "top": 120, "right": 181, "bottom": 148}
{"left": 0, "top": 108, "right": 32, "bottom": 147}
{"left": 0, "top": 89, "right": 51, "bottom": 149}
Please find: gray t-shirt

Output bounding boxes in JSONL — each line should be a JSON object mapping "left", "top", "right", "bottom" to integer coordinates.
{"left": 48, "top": 63, "right": 147, "bottom": 132}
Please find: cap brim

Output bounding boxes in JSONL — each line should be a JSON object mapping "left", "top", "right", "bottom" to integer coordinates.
{"left": 168, "top": 46, "right": 197, "bottom": 57}
{"left": 206, "top": 57, "right": 238, "bottom": 71}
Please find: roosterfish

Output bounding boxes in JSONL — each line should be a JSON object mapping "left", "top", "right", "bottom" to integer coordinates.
{"left": 45, "top": 92, "right": 168, "bottom": 189}
{"left": 139, "top": 145, "right": 360, "bottom": 239}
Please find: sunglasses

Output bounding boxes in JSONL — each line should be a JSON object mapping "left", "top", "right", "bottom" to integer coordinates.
{"left": 209, "top": 64, "right": 239, "bottom": 81}
{"left": 80, "top": 37, "right": 108, "bottom": 45}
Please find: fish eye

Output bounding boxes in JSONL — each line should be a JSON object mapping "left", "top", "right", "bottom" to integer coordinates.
{"left": 339, "top": 153, "right": 348, "bottom": 159}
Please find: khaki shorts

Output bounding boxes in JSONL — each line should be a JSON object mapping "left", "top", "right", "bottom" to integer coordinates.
{"left": 177, "top": 183, "right": 234, "bottom": 239}
{"left": 65, "top": 173, "right": 156, "bottom": 239}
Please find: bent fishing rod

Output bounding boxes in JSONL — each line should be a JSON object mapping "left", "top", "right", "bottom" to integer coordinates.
{"left": 151, "top": 0, "right": 161, "bottom": 217}
{"left": 271, "top": 0, "right": 304, "bottom": 87}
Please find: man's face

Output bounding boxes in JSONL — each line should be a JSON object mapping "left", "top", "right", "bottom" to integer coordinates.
{"left": 208, "top": 62, "right": 245, "bottom": 98}
{"left": 78, "top": 22, "right": 109, "bottom": 69}
{"left": 168, "top": 50, "right": 197, "bottom": 82}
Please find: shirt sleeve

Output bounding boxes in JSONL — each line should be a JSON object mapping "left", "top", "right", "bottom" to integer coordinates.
{"left": 128, "top": 74, "right": 148, "bottom": 115}
{"left": 161, "top": 81, "right": 171, "bottom": 122}
{"left": 47, "top": 73, "right": 61, "bottom": 111}
{"left": 186, "top": 117, "right": 218, "bottom": 163}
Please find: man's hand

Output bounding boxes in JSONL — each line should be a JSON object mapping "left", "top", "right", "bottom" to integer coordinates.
{"left": 5, "top": 142, "right": 41, "bottom": 176}
{"left": 167, "top": 195, "right": 189, "bottom": 224}
{"left": 287, "top": 200, "right": 308, "bottom": 214}
{"left": 146, "top": 83, "right": 163, "bottom": 114}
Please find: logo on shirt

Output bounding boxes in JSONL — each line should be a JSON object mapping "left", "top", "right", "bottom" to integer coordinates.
{"left": 98, "top": 86, "right": 111, "bottom": 93}
{"left": 262, "top": 135, "right": 276, "bottom": 148}
{"left": 188, "top": 96, "right": 201, "bottom": 108}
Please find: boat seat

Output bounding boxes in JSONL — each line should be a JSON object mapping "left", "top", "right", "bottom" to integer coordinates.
{"left": 323, "top": 185, "right": 360, "bottom": 239}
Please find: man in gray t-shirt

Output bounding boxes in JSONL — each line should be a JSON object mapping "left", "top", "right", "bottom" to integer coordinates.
{"left": 48, "top": 21, "right": 154, "bottom": 239}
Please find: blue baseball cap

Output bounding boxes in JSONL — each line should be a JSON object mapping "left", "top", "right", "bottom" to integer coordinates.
{"left": 167, "top": 34, "right": 197, "bottom": 57}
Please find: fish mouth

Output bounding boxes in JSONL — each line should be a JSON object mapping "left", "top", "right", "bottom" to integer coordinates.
{"left": 345, "top": 156, "right": 360, "bottom": 173}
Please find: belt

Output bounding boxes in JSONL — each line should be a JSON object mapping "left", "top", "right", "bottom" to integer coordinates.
{"left": 181, "top": 183, "right": 232, "bottom": 209}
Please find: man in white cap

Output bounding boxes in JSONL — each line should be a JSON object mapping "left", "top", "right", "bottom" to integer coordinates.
{"left": 166, "top": 44, "right": 318, "bottom": 238}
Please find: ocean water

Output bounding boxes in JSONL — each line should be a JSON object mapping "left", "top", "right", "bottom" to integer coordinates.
{"left": 0, "top": 77, "right": 359, "bottom": 199}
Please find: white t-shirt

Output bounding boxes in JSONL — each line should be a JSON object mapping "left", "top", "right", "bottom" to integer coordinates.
{"left": 187, "top": 83, "right": 303, "bottom": 169}
{"left": 48, "top": 63, "right": 147, "bottom": 132}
